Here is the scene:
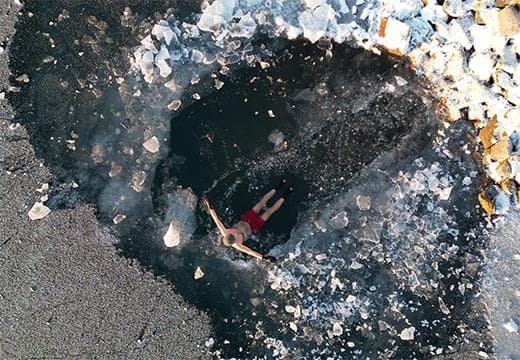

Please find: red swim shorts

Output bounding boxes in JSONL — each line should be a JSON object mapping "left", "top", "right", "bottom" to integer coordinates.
{"left": 240, "top": 209, "right": 265, "bottom": 234}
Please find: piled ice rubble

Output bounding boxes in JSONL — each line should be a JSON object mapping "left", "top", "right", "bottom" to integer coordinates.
{"left": 127, "top": 0, "right": 519, "bottom": 214}
{"left": 261, "top": 122, "right": 485, "bottom": 357}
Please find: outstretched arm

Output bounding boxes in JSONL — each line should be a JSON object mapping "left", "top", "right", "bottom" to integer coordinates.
{"left": 203, "top": 197, "right": 227, "bottom": 236}
{"left": 233, "top": 243, "right": 264, "bottom": 260}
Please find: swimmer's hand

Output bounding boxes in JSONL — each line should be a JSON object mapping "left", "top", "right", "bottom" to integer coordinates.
{"left": 201, "top": 195, "right": 213, "bottom": 212}
{"left": 263, "top": 255, "right": 277, "bottom": 263}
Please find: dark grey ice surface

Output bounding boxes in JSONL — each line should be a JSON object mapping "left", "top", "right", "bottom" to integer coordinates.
{"left": 0, "top": 1, "right": 211, "bottom": 358}
{"left": 483, "top": 212, "right": 520, "bottom": 360}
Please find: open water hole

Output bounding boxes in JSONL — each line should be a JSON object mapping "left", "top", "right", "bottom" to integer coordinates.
{"left": 8, "top": 2, "right": 439, "bottom": 356}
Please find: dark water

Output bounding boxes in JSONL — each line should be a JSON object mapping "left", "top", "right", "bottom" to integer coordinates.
{"left": 8, "top": 1, "right": 459, "bottom": 358}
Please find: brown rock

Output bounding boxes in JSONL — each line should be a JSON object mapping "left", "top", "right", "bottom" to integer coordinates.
{"left": 496, "top": 160, "right": 512, "bottom": 180}
{"left": 479, "top": 115, "right": 498, "bottom": 149}
{"left": 498, "top": 7, "right": 520, "bottom": 37}
{"left": 495, "top": 0, "right": 520, "bottom": 8}
{"left": 500, "top": 179, "right": 516, "bottom": 195}
{"left": 478, "top": 192, "right": 494, "bottom": 216}
{"left": 490, "top": 137, "right": 511, "bottom": 161}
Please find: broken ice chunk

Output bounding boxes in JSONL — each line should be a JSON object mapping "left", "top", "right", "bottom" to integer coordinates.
{"left": 194, "top": 266, "right": 205, "bottom": 280}
{"left": 214, "top": 79, "right": 224, "bottom": 89}
{"left": 140, "top": 35, "right": 158, "bottom": 53}
{"left": 399, "top": 326, "right": 415, "bottom": 340}
{"left": 156, "top": 60, "right": 172, "bottom": 78}
{"left": 268, "top": 129, "right": 285, "bottom": 149}
{"left": 315, "top": 253, "right": 327, "bottom": 261}
{"left": 350, "top": 259, "right": 363, "bottom": 269}
{"left": 438, "top": 297, "right": 450, "bottom": 315}
{"left": 443, "top": 0, "right": 464, "bottom": 18}
{"left": 299, "top": 4, "right": 336, "bottom": 43}
{"left": 394, "top": 76, "right": 407, "bottom": 86}
{"left": 503, "top": 319, "right": 518, "bottom": 333}
{"left": 163, "top": 221, "right": 180, "bottom": 247}
{"left": 155, "top": 46, "right": 171, "bottom": 78}
{"left": 140, "top": 51, "right": 155, "bottom": 74}
{"left": 230, "top": 12, "right": 257, "bottom": 38}
{"left": 28, "top": 202, "right": 51, "bottom": 220}
{"left": 165, "top": 79, "right": 177, "bottom": 93}
{"left": 112, "top": 214, "right": 126, "bottom": 224}
{"left": 289, "top": 322, "right": 298, "bottom": 332}
{"left": 330, "top": 211, "right": 349, "bottom": 229}
{"left": 168, "top": 100, "right": 182, "bottom": 111}
{"left": 332, "top": 322, "right": 343, "bottom": 336}
{"left": 191, "top": 49, "right": 204, "bottom": 64}
{"left": 143, "top": 136, "right": 160, "bottom": 154}
{"left": 356, "top": 195, "right": 371, "bottom": 211}
{"left": 468, "top": 51, "right": 495, "bottom": 82}
{"left": 197, "top": 0, "right": 236, "bottom": 33}
{"left": 267, "top": 109, "right": 275, "bottom": 118}
{"left": 152, "top": 24, "right": 176, "bottom": 45}
{"left": 285, "top": 305, "right": 296, "bottom": 313}
{"left": 494, "top": 189, "right": 511, "bottom": 215}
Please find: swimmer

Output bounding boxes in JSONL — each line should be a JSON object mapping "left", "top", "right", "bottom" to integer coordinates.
{"left": 203, "top": 180, "right": 293, "bottom": 263}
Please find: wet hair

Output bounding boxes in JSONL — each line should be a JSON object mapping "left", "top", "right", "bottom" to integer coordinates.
{"left": 223, "top": 233, "right": 236, "bottom": 247}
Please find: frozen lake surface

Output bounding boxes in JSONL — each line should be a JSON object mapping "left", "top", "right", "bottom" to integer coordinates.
{"left": 7, "top": 0, "right": 517, "bottom": 358}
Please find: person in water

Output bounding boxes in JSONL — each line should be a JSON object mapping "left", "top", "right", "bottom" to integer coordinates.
{"left": 204, "top": 181, "right": 293, "bottom": 262}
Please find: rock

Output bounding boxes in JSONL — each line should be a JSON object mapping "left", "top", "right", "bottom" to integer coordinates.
{"left": 378, "top": 17, "right": 411, "bottom": 55}
{"left": 399, "top": 326, "right": 415, "bottom": 340}
{"left": 490, "top": 137, "right": 510, "bottom": 161}
{"left": 478, "top": 192, "right": 494, "bottom": 215}
{"left": 143, "top": 136, "right": 160, "bottom": 154}
{"left": 495, "top": 0, "right": 520, "bottom": 6}
{"left": 194, "top": 266, "right": 205, "bottom": 280}
{"left": 498, "top": 7, "right": 519, "bottom": 37}
{"left": 479, "top": 115, "right": 498, "bottom": 149}
{"left": 468, "top": 51, "right": 495, "bottom": 81}
{"left": 443, "top": 0, "right": 465, "bottom": 18}
{"left": 28, "top": 202, "right": 51, "bottom": 220}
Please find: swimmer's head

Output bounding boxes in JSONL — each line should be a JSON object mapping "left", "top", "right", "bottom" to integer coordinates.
{"left": 223, "top": 233, "right": 236, "bottom": 247}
